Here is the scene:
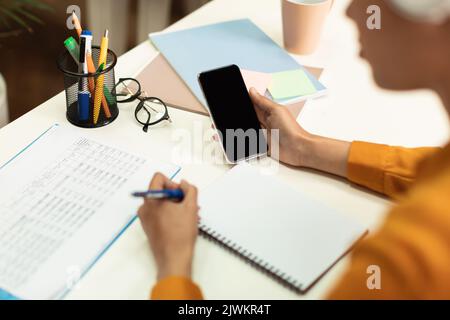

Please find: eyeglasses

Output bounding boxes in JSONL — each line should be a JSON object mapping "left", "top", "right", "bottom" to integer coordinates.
{"left": 112, "top": 78, "right": 171, "bottom": 132}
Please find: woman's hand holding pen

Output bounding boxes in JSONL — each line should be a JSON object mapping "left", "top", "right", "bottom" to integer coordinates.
{"left": 249, "top": 88, "right": 351, "bottom": 178}
{"left": 138, "top": 173, "right": 199, "bottom": 281}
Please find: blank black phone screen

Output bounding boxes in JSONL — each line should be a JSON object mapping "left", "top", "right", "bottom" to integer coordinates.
{"left": 198, "top": 65, "right": 268, "bottom": 162}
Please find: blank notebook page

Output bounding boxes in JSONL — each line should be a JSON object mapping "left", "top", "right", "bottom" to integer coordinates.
{"left": 199, "top": 164, "right": 367, "bottom": 292}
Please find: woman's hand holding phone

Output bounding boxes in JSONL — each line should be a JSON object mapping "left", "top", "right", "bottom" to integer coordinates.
{"left": 249, "top": 88, "right": 351, "bottom": 178}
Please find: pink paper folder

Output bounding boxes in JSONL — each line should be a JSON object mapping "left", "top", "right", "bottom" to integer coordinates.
{"left": 240, "top": 69, "right": 272, "bottom": 95}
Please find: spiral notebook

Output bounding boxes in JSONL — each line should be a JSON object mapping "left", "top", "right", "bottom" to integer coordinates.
{"left": 199, "top": 164, "right": 367, "bottom": 293}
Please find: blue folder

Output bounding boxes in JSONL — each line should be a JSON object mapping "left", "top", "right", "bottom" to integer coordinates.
{"left": 150, "top": 19, "right": 326, "bottom": 106}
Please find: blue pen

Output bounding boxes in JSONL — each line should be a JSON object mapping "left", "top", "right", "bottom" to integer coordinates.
{"left": 77, "top": 36, "right": 90, "bottom": 121}
{"left": 132, "top": 189, "right": 184, "bottom": 201}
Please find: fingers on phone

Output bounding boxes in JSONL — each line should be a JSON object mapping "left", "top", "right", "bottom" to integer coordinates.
{"left": 250, "top": 87, "right": 278, "bottom": 111}
{"left": 249, "top": 88, "right": 270, "bottom": 126}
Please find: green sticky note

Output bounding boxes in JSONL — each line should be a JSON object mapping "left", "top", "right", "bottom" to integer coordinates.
{"left": 103, "top": 86, "right": 114, "bottom": 105}
{"left": 269, "top": 69, "right": 317, "bottom": 100}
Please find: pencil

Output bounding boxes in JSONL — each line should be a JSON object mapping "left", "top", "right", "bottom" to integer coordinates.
{"left": 72, "top": 11, "right": 82, "bottom": 38}
{"left": 93, "top": 30, "right": 109, "bottom": 124}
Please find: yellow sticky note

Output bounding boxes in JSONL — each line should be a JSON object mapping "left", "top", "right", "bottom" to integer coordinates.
{"left": 269, "top": 69, "right": 317, "bottom": 100}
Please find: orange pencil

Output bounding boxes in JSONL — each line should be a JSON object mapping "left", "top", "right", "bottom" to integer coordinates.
{"left": 72, "top": 11, "right": 82, "bottom": 38}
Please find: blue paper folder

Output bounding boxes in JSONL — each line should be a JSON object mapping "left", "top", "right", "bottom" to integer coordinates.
{"left": 150, "top": 19, "right": 326, "bottom": 106}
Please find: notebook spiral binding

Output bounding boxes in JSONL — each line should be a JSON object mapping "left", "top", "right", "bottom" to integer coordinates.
{"left": 199, "top": 222, "right": 304, "bottom": 293}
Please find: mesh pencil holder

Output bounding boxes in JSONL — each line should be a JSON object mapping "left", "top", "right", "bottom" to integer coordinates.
{"left": 57, "top": 46, "right": 119, "bottom": 128}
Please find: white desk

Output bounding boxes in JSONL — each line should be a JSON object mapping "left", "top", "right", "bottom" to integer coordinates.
{"left": 1, "top": 0, "right": 448, "bottom": 299}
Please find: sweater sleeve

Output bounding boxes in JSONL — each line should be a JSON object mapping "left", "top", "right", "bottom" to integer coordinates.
{"left": 327, "top": 168, "right": 450, "bottom": 299}
{"left": 150, "top": 276, "right": 203, "bottom": 300}
{"left": 347, "top": 141, "right": 439, "bottom": 198}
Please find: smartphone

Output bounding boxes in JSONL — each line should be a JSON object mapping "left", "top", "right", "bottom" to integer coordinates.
{"left": 198, "top": 65, "right": 268, "bottom": 163}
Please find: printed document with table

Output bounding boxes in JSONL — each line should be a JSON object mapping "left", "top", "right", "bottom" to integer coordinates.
{"left": 0, "top": 125, "right": 180, "bottom": 299}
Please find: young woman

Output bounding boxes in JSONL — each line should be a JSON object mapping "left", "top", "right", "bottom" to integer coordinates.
{"left": 138, "top": 0, "right": 450, "bottom": 299}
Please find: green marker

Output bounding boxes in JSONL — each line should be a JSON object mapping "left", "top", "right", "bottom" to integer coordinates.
{"left": 95, "top": 63, "right": 114, "bottom": 105}
{"left": 64, "top": 36, "right": 80, "bottom": 65}
{"left": 96, "top": 62, "right": 105, "bottom": 73}
{"left": 103, "top": 82, "right": 114, "bottom": 105}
